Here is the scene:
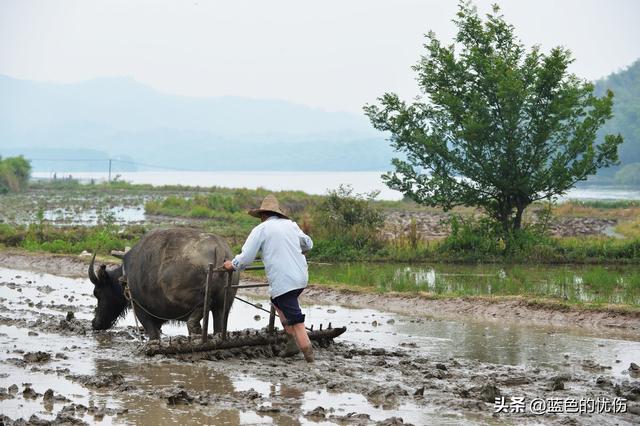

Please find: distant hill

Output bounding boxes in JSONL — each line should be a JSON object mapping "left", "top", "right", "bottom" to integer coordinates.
{"left": 0, "top": 75, "right": 392, "bottom": 172}
{"left": 594, "top": 60, "right": 640, "bottom": 177}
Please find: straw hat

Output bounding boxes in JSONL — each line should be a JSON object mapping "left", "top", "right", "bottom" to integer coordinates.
{"left": 248, "top": 195, "right": 289, "bottom": 219}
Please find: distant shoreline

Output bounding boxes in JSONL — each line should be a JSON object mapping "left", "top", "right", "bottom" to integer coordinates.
{"left": 31, "top": 171, "right": 640, "bottom": 201}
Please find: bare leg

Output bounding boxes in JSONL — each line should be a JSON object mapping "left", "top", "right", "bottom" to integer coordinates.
{"left": 290, "top": 323, "right": 311, "bottom": 351}
{"left": 274, "top": 305, "right": 313, "bottom": 362}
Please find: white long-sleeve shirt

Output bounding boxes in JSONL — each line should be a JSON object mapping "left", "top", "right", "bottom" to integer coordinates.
{"left": 231, "top": 216, "right": 313, "bottom": 298}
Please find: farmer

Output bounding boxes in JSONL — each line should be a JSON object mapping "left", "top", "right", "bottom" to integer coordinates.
{"left": 223, "top": 195, "right": 314, "bottom": 362}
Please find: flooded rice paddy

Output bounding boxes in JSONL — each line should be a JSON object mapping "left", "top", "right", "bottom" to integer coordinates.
{"left": 0, "top": 267, "right": 638, "bottom": 425}
{"left": 309, "top": 263, "right": 640, "bottom": 305}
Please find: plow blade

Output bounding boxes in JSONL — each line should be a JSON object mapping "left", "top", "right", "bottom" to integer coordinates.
{"left": 145, "top": 326, "right": 347, "bottom": 356}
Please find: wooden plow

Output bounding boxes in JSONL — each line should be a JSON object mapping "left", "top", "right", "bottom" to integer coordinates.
{"left": 145, "top": 259, "right": 346, "bottom": 356}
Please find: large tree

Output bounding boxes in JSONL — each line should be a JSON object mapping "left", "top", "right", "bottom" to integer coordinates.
{"left": 364, "top": 2, "right": 623, "bottom": 232}
{"left": 0, "top": 155, "right": 32, "bottom": 194}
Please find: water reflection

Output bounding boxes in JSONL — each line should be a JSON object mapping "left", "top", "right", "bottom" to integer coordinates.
{"left": 312, "top": 263, "right": 640, "bottom": 305}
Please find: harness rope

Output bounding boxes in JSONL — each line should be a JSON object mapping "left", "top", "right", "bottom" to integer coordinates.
{"left": 120, "top": 266, "right": 309, "bottom": 334}
{"left": 123, "top": 285, "right": 201, "bottom": 322}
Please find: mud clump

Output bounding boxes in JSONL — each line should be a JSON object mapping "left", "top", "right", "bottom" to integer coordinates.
{"left": 66, "top": 373, "right": 126, "bottom": 389}
{"left": 43, "top": 388, "right": 54, "bottom": 401}
{"left": 0, "top": 387, "right": 14, "bottom": 401}
{"left": 479, "top": 382, "right": 501, "bottom": 403}
{"left": 235, "top": 388, "right": 262, "bottom": 401}
{"left": 23, "top": 351, "right": 51, "bottom": 363}
{"left": 366, "top": 385, "right": 408, "bottom": 408}
{"left": 42, "top": 388, "right": 69, "bottom": 403}
{"left": 22, "top": 384, "right": 39, "bottom": 399}
{"left": 305, "top": 406, "right": 327, "bottom": 419}
{"left": 328, "top": 412, "right": 371, "bottom": 424}
{"left": 164, "top": 389, "right": 194, "bottom": 406}
{"left": 377, "top": 417, "right": 410, "bottom": 425}
{"left": 463, "top": 381, "right": 501, "bottom": 403}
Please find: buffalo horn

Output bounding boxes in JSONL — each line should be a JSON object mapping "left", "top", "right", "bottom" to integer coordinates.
{"left": 88, "top": 253, "right": 100, "bottom": 285}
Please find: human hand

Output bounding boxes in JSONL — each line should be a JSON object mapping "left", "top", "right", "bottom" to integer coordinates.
{"left": 223, "top": 260, "right": 234, "bottom": 271}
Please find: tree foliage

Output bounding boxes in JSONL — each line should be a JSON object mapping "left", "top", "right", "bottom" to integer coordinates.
{"left": 0, "top": 155, "right": 31, "bottom": 194}
{"left": 364, "top": 2, "right": 623, "bottom": 232}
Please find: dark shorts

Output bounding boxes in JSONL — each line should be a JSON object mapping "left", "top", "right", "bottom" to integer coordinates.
{"left": 271, "top": 288, "right": 305, "bottom": 326}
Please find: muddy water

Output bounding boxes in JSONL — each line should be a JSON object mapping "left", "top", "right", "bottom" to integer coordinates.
{"left": 1, "top": 267, "right": 638, "bottom": 425}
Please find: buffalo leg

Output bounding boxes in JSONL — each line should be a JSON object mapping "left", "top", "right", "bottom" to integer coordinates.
{"left": 212, "top": 299, "right": 225, "bottom": 334}
{"left": 212, "top": 295, "right": 234, "bottom": 334}
{"left": 135, "top": 310, "right": 163, "bottom": 340}
{"left": 187, "top": 308, "right": 203, "bottom": 336}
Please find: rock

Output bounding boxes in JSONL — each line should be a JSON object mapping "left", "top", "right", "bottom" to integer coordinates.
{"left": 386, "top": 319, "right": 395, "bottom": 325}
{"left": 66, "top": 311, "right": 75, "bottom": 321}
{"left": 253, "top": 315, "right": 261, "bottom": 321}
{"left": 413, "top": 386, "right": 425, "bottom": 396}
{"left": 8, "top": 384, "right": 18, "bottom": 393}
{"left": 435, "top": 363, "right": 447, "bottom": 371}
{"left": 23, "top": 351, "right": 51, "bottom": 363}
{"left": 327, "top": 309, "right": 336, "bottom": 314}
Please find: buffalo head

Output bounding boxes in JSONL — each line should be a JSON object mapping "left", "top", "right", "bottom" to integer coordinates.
{"left": 88, "top": 253, "right": 127, "bottom": 330}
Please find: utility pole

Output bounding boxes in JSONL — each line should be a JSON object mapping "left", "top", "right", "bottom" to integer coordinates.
{"left": 108, "top": 159, "right": 112, "bottom": 184}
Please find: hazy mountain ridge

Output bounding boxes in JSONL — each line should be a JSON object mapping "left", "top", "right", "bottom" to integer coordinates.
{"left": 594, "top": 59, "right": 640, "bottom": 176}
{"left": 0, "top": 74, "right": 391, "bottom": 171}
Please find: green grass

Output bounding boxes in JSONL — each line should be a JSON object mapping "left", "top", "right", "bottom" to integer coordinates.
{"left": 306, "top": 262, "right": 640, "bottom": 306}
{"left": 0, "top": 222, "right": 144, "bottom": 255}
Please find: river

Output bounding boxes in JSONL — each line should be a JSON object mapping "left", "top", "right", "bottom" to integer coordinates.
{"left": 33, "top": 171, "right": 640, "bottom": 201}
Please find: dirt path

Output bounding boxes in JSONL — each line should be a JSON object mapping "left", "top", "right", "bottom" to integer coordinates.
{"left": 1, "top": 249, "right": 638, "bottom": 334}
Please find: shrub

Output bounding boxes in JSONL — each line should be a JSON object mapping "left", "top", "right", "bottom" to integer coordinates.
{"left": 0, "top": 156, "right": 32, "bottom": 193}
{"left": 311, "top": 185, "right": 385, "bottom": 255}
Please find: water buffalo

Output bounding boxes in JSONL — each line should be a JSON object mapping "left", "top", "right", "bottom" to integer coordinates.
{"left": 88, "top": 228, "right": 238, "bottom": 340}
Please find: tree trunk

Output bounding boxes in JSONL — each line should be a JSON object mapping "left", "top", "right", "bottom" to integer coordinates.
{"left": 512, "top": 205, "right": 526, "bottom": 232}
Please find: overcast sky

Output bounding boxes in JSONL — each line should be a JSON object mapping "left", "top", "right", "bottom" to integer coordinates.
{"left": 1, "top": 0, "right": 639, "bottom": 113}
